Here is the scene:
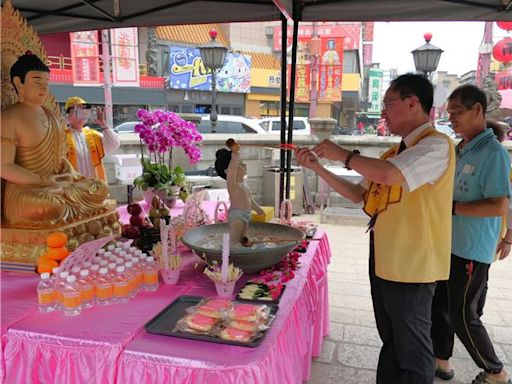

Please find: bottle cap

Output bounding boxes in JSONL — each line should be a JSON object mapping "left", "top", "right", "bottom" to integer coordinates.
{"left": 146, "top": 256, "right": 154, "bottom": 263}
{"left": 99, "top": 267, "right": 108, "bottom": 274}
{"left": 41, "top": 272, "right": 50, "bottom": 279}
{"left": 80, "top": 270, "right": 89, "bottom": 277}
{"left": 90, "top": 264, "right": 100, "bottom": 271}
{"left": 129, "top": 247, "right": 137, "bottom": 253}
{"left": 66, "top": 275, "right": 76, "bottom": 283}
{"left": 97, "top": 249, "right": 105, "bottom": 255}
{"left": 114, "top": 247, "right": 122, "bottom": 253}
{"left": 104, "top": 251, "right": 112, "bottom": 257}
{"left": 71, "top": 266, "right": 81, "bottom": 273}
{"left": 60, "top": 271, "right": 69, "bottom": 278}
{"left": 99, "top": 260, "right": 108, "bottom": 266}
{"left": 108, "top": 262, "right": 116, "bottom": 269}
{"left": 119, "top": 251, "right": 127, "bottom": 257}
{"left": 107, "top": 245, "right": 115, "bottom": 251}
{"left": 124, "top": 261, "right": 133, "bottom": 268}
{"left": 83, "top": 261, "right": 91, "bottom": 268}
{"left": 132, "top": 257, "right": 140, "bottom": 264}
{"left": 116, "top": 258, "right": 124, "bottom": 265}
{"left": 122, "top": 243, "right": 130, "bottom": 250}
{"left": 116, "top": 266, "right": 125, "bottom": 273}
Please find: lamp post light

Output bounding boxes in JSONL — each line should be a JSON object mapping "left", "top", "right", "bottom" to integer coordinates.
{"left": 411, "top": 33, "right": 444, "bottom": 78}
{"left": 199, "top": 29, "right": 227, "bottom": 133}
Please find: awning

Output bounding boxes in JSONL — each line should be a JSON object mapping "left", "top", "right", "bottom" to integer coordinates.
{"left": 156, "top": 24, "right": 229, "bottom": 47}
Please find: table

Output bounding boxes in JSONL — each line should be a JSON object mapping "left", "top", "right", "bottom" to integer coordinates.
{"left": 1, "top": 206, "right": 331, "bottom": 384}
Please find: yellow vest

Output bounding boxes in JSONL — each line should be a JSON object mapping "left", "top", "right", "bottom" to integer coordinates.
{"left": 65, "top": 127, "right": 106, "bottom": 181}
{"left": 363, "top": 128, "right": 455, "bottom": 283}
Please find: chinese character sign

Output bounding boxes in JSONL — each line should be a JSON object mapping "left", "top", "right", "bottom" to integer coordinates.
{"left": 70, "top": 30, "right": 100, "bottom": 85}
{"left": 368, "top": 68, "right": 383, "bottom": 113}
{"left": 274, "top": 24, "right": 360, "bottom": 51}
{"left": 111, "top": 28, "right": 140, "bottom": 87}
{"left": 495, "top": 68, "right": 512, "bottom": 90}
{"left": 169, "top": 46, "right": 251, "bottom": 93}
{"left": 318, "top": 37, "right": 344, "bottom": 102}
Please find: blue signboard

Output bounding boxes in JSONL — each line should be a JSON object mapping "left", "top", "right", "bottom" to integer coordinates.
{"left": 169, "top": 46, "right": 251, "bottom": 93}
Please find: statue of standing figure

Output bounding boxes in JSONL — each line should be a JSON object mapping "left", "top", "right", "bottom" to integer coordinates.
{"left": 483, "top": 76, "right": 502, "bottom": 120}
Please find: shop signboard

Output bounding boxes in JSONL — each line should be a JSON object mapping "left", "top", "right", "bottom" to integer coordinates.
{"left": 274, "top": 24, "right": 360, "bottom": 51}
{"left": 368, "top": 68, "right": 383, "bottom": 113}
{"left": 318, "top": 37, "right": 344, "bottom": 102}
{"left": 169, "top": 46, "right": 251, "bottom": 93}
{"left": 111, "top": 28, "right": 140, "bottom": 87}
{"left": 69, "top": 30, "right": 101, "bottom": 85}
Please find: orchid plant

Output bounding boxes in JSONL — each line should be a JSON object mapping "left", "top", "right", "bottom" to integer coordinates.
{"left": 133, "top": 109, "right": 202, "bottom": 202}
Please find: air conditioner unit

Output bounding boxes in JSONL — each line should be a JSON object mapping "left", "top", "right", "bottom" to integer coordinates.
{"left": 265, "top": 26, "right": 274, "bottom": 37}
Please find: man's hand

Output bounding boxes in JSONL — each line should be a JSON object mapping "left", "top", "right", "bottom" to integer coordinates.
{"left": 255, "top": 206, "right": 265, "bottom": 216}
{"left": 497, "top": 240, "right": 511, "bottom": 260}
{"left": 312, "top": 139, "right": 349, "bottom": 162}
{"left": 295, "top": 147, "right": 321, "bottom": 171}
{"left": 94, "top": 106, "right": 108, "bottom": 129}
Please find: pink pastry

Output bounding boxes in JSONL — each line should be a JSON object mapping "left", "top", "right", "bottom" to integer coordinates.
{"left": 232, "top": 303, "right": 262, "bottom": 322}
{"left": 197, "top": 298, "right": 231, "bottom": 318}
{"left": 185, "top": 313, "right": 217, "bottom": 332}
{"left": 219, "top": 327, "right": 253, "bottom": 342}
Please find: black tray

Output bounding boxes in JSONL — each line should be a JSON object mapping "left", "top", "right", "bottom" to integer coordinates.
{"left": 144, "top": 295, "right": 278, "bottom": 348}
{"left": 236, "top": 282, "right": 286, "bottom": 305}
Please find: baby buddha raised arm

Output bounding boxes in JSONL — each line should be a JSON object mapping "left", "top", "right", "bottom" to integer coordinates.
{"left": 215, "top": 140, "right": 264, "bottom": 246}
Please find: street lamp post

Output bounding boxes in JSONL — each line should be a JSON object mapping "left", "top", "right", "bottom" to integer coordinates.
{"left": 411, "top": 33, "right": 443, "bottom": 78}
{"left": 199, "top": 30, "right": 227, "bottom": 133}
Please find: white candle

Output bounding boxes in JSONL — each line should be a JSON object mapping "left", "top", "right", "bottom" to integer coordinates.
{"left": 160, "top": 219, "right": 169, "bottom": 269}
{"left": 221, "top": 232, "right": 229, "bottom": 282}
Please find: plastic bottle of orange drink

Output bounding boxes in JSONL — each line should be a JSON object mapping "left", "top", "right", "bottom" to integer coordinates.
{"left": 95, "top": 267, "right": 113, "bottom": 306}
{"left": 37, "top": 272, "right": 56, "bottom": 312}
{"left": 78, "top": 270, "right": 94, "bottom": 309}
{"left": 143, "top": 256, "right": 159, "bottom": 292}
{"left": 62, "top": 275, "right": 81, "bottom": 316}
{"left": 112, "top": 265, "right": 130, "bottom": 304}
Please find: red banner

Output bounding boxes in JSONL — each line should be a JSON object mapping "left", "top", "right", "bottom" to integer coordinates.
{"left": 69, "top": 31, "right": 100, "bottom": 85}
{"left": 318, "top": 37, "right": 343, "bottom": 102}
{"left": 495, "top": 68, "right": 512, "bottom": 90}
{"left": 111, "top": 28, "right": 140, "bottom": 87}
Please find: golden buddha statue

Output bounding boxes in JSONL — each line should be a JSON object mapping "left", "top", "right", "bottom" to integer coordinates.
{"left": 1, "top": 53, "right": 109, "bottom": 228}
{"left": 1, "top": 1, "right": 120, "bottom": 270}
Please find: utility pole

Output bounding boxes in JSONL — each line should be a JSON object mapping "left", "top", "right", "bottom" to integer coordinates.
{"left": 309, "top": 23, "right": 320, "bottom": 118}
{"left": 101, "top": 29, "right": 114, "bottom": 128}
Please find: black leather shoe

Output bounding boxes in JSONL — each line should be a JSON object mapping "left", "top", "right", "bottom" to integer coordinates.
{"left": 435, "top": 368, "right": 455, "bottom": 381}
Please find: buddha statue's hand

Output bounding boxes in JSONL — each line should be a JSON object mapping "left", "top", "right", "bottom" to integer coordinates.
{"left": 41, "top": 173, "right": 73, "bottom": 188}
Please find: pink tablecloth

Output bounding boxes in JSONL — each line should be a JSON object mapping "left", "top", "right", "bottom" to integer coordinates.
{"left": 116, "top": 232, "right": 331, "bottom": 384}
{"left": 1, "top": 215, "right": 330, "bottom": 384}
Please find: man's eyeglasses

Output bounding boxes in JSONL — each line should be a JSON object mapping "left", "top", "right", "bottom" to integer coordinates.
{"left": 381, "top": 94, "right": 413, "bottom": 110}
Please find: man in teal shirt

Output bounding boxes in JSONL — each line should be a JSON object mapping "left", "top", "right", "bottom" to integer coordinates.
{"left": 432, "top": 84, "right": 511, "bottom": 384}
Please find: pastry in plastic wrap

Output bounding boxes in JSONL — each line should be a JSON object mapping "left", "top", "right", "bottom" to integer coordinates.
{"left": 183, "top": 313, "right": 218, "bottom": 333}
{"left": 219, "top": 326, "right": 254, "bottom": 343}
{"left": 229, "top": 303, "right": 270, "bottom": 322}
{"left": 196, "top": 298, "right": 232, "bottom": 319}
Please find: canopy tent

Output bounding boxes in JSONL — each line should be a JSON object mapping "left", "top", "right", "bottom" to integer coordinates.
{"left": 5, "top": 0, "right": 512, "bottom": 203}
{"left": 6, "top": 0, "right": 512, "bottom": 34}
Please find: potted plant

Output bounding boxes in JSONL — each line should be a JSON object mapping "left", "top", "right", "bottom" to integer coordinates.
{"left": 132, "top": 109, "right": 202, "bottom": 206}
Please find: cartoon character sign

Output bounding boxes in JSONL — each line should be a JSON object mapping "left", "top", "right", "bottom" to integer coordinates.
{"left": 217, "top": 53, "right": 251, "bottom": 93}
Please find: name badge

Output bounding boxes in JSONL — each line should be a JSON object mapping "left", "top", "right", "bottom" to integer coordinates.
{"left": 462, "top": 164, "right": 475, "bottom": 175}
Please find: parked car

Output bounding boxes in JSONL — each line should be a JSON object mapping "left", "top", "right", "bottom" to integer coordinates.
{"left": 258, "top": 117, "right": 311, "bottom": 135}
{"left": 197, "top": 115, "right": 267, "bottom": 134}
{"left": 113, "top": 121, "right": 138, "bottom": 134}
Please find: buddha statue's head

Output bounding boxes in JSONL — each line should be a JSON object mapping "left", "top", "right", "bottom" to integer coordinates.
{"left": 10, "top": 51, "right": 50, "bottom": 105}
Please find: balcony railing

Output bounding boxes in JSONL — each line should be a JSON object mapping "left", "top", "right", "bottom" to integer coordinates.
{"left": 47, "top": 55, "right": 164, "bottom": 89}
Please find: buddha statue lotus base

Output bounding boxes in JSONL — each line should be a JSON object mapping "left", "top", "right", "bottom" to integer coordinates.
{"left": 0, "top": 208, "right": 122, "bottom": 272}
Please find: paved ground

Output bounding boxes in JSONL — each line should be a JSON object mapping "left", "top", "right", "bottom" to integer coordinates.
{"left": 299, "top": 214, "right": 512, "bottom": 384}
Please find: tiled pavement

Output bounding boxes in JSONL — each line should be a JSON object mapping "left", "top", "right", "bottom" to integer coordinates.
{"left": 301, "top": 215, "right": 512, "bottom": 384}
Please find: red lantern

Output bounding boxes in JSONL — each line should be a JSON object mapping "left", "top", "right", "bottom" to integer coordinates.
{"left": 497, "top": 21, "right": 512, "bottom": 31}
{"left": 493, "top": 38, "right": 512, "bottom": 63}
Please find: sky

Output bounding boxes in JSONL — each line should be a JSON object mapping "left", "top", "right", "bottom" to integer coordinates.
{"left": 372, "top": 21, "right": 508, "bottom": 77}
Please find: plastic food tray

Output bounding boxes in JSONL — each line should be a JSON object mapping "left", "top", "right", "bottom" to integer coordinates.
{"left": 144, "top": 295, "right": 278, "bottom": 348}
{"left": 236, "top": 282, "right": 286, "bottom": 305}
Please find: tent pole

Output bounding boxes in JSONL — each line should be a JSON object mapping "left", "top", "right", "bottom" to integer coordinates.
{"left": 285, "top": 19, "right": 299, "bottom": 201}
{"left": 279, "top": 13, "right": 287, "bottom": 207}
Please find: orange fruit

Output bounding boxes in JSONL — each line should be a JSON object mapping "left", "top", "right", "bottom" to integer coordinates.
{"left": 46, "top": 232, "right": 68, "bottom": 248}
{"left": 45, "top": 247, "right": 71, "bottom": 261}
{"left": 37, "top": 257, "right": 59, "bottom": 274}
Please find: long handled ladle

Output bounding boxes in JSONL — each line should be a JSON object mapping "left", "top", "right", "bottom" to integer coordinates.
{"left": 240, "top": 236, "right": 320, "bottom": 247}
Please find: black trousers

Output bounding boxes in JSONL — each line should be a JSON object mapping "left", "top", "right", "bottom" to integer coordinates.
{"left": 369, "top": 234, "right": 436, "bottom": 384}
{"left": 431, "top": 254, "right": 504, "bottom": 374}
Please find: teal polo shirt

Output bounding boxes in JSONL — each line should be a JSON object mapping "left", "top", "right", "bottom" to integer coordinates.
{"left": 452, "top": 128, "right": 511, "bottom": 264}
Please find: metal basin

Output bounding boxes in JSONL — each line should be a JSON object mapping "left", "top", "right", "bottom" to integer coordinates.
{"left": 181, "top": 222, "right": 305, "bottom": 273}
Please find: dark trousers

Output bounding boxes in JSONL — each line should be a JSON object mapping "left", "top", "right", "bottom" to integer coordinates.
{"left": 369, "top": 234, "right": 436, "bottom": 384}
{"left": 431, "top": 254, "right": 503, "bottom": 374}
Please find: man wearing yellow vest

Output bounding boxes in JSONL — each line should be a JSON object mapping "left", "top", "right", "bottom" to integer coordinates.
{"left": 431, "top": 85, "right": 511, "bottom": 384}
{"left": 64, "top": 96, "right": 120, "bottom": 182}
{"left": 295, "top": 73, "right": 455, "bottom": 384}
